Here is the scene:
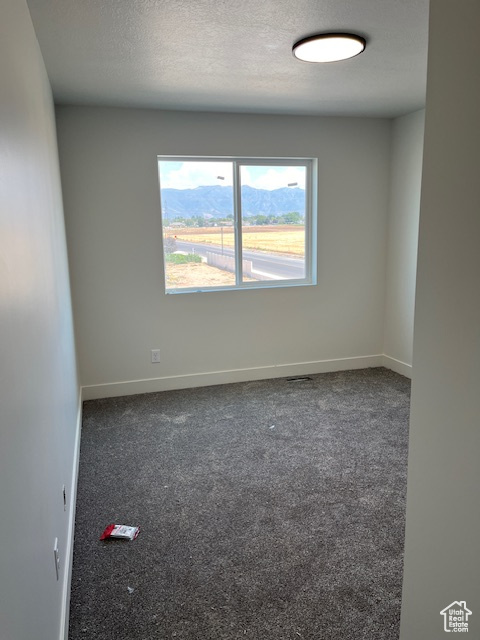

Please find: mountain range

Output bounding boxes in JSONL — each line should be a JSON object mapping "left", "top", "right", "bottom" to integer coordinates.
{"left": 160, "top": 185, "right": 305, "bottom": 219}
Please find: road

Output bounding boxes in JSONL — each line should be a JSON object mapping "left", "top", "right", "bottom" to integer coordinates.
{"left": 175, "top": 240, "right": 305, "bottom": 280}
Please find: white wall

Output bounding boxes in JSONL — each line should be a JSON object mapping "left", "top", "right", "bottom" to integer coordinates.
{"left": 384, "top": 110, "right": 425, "bottom": 375}
{"left": 400, "top": 1, "right": 480, "bottom": 638}
{"left": 56, "top": 107, "right": 391, "bottom": 398}
{"left": 0, "top": 2, "right": 80, "bottom": 640}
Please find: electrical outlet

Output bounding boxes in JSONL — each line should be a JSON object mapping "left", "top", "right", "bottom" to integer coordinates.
{"left": 53, "top": 538, "right": 60, "bottom": 580}
{"left": 62, "top": 485, "right": 66, "bottom": 511}
{"left": 151, "top": 349, "right": 161, "bottom": 363}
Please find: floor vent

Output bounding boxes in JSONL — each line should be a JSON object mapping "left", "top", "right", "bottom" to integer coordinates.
{"left": 286, "top": 376, "right": 313, "bottom": 382}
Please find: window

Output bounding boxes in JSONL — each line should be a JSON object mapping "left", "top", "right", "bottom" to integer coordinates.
{"left": 157, "top": 156, "right": 316, "bottom": 293}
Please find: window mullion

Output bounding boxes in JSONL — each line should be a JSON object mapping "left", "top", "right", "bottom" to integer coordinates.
{"left": 233, "top": 161, "right": 243, "bottom": 285}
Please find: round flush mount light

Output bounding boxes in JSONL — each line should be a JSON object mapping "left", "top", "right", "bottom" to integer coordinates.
{"left": 292, "top": 33, "right": 366, "bottom": 63}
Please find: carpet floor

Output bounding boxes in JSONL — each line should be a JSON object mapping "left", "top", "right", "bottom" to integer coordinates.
{"left": 69, "top": 367, "right": 410, "bottom": 640}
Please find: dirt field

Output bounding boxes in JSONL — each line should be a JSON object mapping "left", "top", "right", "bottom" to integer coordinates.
{"left": 166, "top": 262, "right": 254, "bottom": 289}
{"left": 166, "top": 225, "right": 305, "bottom": 257}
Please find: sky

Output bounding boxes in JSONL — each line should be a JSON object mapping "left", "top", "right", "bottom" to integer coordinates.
{"left": 159, "top": 160, "right": 306, "bottom": 190}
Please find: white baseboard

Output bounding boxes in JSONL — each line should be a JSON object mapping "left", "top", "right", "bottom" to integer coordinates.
{"left": 59, "top": 388, "right": 83, "bottom": 640}
{"left": 382, "top": 355, "right": 412, "bottom": 378}
{"left": 82, "top": 355, "right": 384, "bottom": 400}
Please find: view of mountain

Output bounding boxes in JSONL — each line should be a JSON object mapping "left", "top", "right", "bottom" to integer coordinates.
{"left": 160, "top": 185, "right": 305, "bottom": 219}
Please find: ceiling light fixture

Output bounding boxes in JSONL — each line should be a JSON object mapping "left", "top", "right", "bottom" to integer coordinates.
{"left": 292, "top": 33, "right": 366, "bottom": 63}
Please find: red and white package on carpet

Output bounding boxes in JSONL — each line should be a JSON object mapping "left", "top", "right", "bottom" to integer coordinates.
{"left": 99, "top": 524, "right": 140, "bottom": 541}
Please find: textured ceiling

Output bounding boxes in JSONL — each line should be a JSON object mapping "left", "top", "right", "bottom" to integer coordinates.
{"left": 27, "top": 0, "right": 429, "bottom": 117}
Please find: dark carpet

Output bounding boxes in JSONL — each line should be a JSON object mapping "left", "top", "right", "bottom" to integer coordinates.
{"left": 69, "top": 367, "right": 410, "bottom": 640}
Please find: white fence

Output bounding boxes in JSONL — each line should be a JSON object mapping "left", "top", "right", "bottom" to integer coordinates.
{"left": 206, "top": 252, "right": 255, "bottom": 278}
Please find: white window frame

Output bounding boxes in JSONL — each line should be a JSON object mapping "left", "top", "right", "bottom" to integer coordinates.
{"left": 158, "top": 155, "right": 317, "bottom": 294}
